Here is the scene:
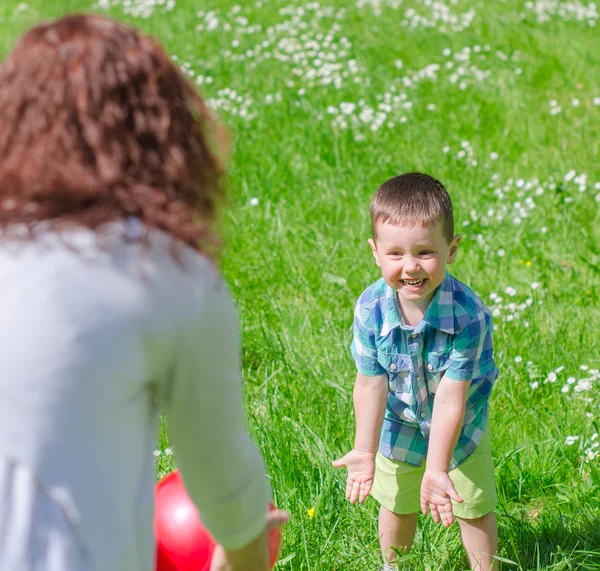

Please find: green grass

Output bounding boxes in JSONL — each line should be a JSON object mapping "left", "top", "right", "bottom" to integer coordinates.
{"left": 2, "top": 0, "right": 599, "bottom": 569}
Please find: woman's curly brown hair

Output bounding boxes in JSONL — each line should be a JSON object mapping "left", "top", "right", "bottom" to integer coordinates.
{"left": 0, "top": 14, "right": 228, "bottom": 253}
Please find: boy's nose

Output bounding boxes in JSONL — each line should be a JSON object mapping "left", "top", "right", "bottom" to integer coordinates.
{"left": 403, "top": 257, "right": 419, "bottom": 272}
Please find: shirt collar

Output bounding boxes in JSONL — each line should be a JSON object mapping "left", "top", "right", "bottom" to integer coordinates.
{"left": 381, "top": 271, "right": 455, "bottom": 336}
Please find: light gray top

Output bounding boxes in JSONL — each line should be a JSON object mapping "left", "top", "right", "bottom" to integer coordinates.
{"left": 0, "top": 219, "right": 270, "bottom": 571}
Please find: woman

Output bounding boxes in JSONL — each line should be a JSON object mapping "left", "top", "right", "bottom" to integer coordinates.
{"left": 0, "top": 14, "right": 285, "bottom": 571}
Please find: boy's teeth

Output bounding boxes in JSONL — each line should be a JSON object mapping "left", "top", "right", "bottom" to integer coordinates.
{"left": 403, "top": 279, "right": 424, "bottom": 285}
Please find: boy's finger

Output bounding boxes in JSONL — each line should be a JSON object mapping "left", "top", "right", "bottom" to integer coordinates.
{"left": 420, "top": 495, "right": 428, "bottom": 515}
{"left": 349, "top": 479, "right": 361, "bottom": 504}
{"left": 429, "top": 504, "right": 441, "bottom": 524}
{"left": 331, "top": 458, "right": 345, "bottom": 468}
{"left": 446, "top": 485, "right": 464, "bottom": 504}
{"left": 440, "top": 504, "right": 454, "bottom": 527}
{"left": 345, "top": 478, "right": 353, "bottom": 500}
{"left": 359, "top": 480, "right": 372, "bottom": 503}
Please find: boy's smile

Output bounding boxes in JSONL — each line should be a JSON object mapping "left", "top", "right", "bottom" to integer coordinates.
{"left": 369, "top": 219, "right": 460, "bottom": 314}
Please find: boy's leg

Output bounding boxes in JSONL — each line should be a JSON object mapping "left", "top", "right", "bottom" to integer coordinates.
{"left": 379, "top": 506, "right": 417, "bottom": 565}
{"left": 456, "top": 511, "right": 498, "bottom": 571}
{"left": 448, "top": 421, "right": 498, "bottom": 571}
{"left": 371, "top": 452, "right": 423, "bottom": 569}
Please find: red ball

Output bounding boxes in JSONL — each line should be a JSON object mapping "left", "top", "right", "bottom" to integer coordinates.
{"left": 154, "top": 471, "right": 281, "bottom": 571}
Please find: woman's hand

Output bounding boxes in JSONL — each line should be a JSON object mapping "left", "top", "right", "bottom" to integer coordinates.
{"left": 209, "top": 509, "right": 289, "bottom": 571}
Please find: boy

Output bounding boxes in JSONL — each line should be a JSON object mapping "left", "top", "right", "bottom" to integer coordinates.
{"left": 333, "top": 173, "right": 499, "bottom": 571}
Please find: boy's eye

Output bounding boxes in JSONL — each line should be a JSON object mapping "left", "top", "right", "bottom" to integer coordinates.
{"left": 419, "top": 250, "right": 434, "bottom": 256}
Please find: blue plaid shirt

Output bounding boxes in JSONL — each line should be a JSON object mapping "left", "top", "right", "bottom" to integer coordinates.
{"left": 351, "top": 271, "right": 498, "bottom": 468}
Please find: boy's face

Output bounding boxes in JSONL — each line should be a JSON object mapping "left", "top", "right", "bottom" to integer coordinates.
{"left": 369, "top": 218, "right": 460, "bottom": 312}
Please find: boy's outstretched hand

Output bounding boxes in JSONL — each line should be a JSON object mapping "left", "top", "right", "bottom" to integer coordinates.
{"left": 332, "top": 449, "right": 376, "bottom": 504}
{"left": 420, "top": 469, "right": 463, "bottom": 527}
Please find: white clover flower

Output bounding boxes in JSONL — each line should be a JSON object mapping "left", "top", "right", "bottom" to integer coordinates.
{"left": 153, "top": 450, "right": 161, "bottom": 457}
{"left": 443, "top": 145, "right": 450, "bottom": 153}
{"left": 594, "top": 97, "right": 600, "bottom": 106}
{"left": 548, "top": 372, "right": 557, "bottom": 382}
{"left": 340, "top": 102, "right": 356, "bottom": 115}
{"left": 571, "top": 98, "right": 580, "bottom": 106}
{"left": 497, "top": 249, "right": 506, "bottom": 257}
{"left": 515, "top": 356, "right": 523, "bottom": 363}
{"left": 531, "top": 381, "right": 539, "bottom": 389}
{"left": 505, "top": 286, "right": 517, "bottom": 296}
{"left": 249, "top": 197, "right": 259, "bottom": 206}
{"left": 575, "top": 380, "right": 593, "bottom": 392}
{"left": 561, "top": 385, "right": 570, "bottom": 393}
{"left": 490, "top": 152, "right": 499, "bottom": 160}
{"left": 565, "top": 436, "right": 579, "bottom": 446}
{"left": 531, "top": 282, "right": 540, "bottom": 290}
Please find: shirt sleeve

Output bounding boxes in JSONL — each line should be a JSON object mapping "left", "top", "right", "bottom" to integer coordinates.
{"left": 350, "top": 300, "right": 386, "bottom": 377}
{"left": 445, "top": 310, "right": 492, "bottom": 381}
{"left": 160, "top": 280, "right": 271, "bottom": 550}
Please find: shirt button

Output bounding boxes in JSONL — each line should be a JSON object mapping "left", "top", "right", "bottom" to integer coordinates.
{"left": 420, "top": 411, "right": 426, "bottom": 418}
{"left": 390, "top": 363, "right": 397, "bottom": 371}
{"left": 427, "top": 363, "right": 434, "bottom": 372}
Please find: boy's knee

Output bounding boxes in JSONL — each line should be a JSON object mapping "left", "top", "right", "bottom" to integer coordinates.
{"left": 380, "top": 506, "right": 417, "bottom": 520}
{"left": 456, "top": 510, "right": 495, "bottom": 525}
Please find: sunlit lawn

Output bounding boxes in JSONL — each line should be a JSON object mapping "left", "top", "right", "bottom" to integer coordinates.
{"left": 2, "top": 0, "right": 599, "bottom": 569}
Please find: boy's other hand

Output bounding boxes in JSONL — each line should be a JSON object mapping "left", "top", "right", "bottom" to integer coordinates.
{"left": 420, "top": 469, "right": 463, "bottom": 527}
{"left": 332, "top": 449, "right": 376, "bottom": 504}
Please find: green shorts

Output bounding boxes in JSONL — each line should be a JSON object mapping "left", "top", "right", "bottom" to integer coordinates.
{"left": 371, "top": 424, "right": 497, "bottom": 519}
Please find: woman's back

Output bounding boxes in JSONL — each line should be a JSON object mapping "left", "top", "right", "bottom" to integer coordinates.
{"left": 0, "top": 220, "right": 233, "bottom": 570}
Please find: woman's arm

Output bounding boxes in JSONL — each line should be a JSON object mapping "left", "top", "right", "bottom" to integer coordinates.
{"left": 161, "top": 280, "right": 272, "bottom": 566}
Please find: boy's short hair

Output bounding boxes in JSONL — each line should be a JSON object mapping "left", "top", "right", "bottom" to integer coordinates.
{"left": 370, "top": 172, "right": 454, "bottom": 242}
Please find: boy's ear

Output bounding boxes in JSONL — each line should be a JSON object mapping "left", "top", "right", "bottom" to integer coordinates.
{"left": 447, "top": 235, "right": 460, "bottom": 264}
{"left": 368, "top": 238, "right": 381, "bottom": 267}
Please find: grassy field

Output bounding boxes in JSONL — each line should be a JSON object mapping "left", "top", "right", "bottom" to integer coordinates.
{"left": 2, "top": 0, "right": 599, "bottom": 569}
